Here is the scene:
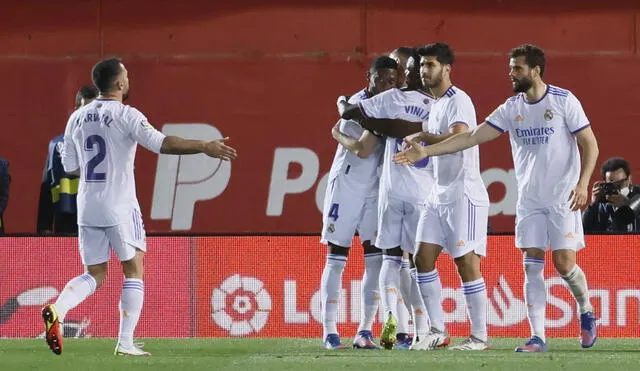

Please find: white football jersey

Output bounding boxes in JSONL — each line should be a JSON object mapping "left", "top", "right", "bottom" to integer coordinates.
{"left": 485, "top": 85, "right": 589, "bottom": 209}
{"left": 358, "top": 88, "right": 435, "bottom": 203}
{"left": 328, "top": 89, "right": 383, "bottom": 196}
{"left": 424, "top": 86, "right": 489, "bottom": 206}
{"left": 62, "top": 99, "right": 166, "bottom": 226}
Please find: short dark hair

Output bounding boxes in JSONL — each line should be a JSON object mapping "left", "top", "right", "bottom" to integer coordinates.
{"left": 601, "top": 157, "right": 631, "bottom": 179}
{"left": 408, "top": 48, "right": 421, "bottom": 66}
{"left": 91, "top": 57, "right": 123, "bottom": 93}
{"left": 391, "top": 46, "right": 414, "bottom": 60}
{"left": 370, "top": 56, "right": 398, "bottom": 72}
{"left": 74, "top": 85, "right": 99, "bottom": 108}
{"left": 417, "top": 42, "right": 455, "bottom": 66}
{"left": 510, "top": 44, "right": 546, "bottom": 77}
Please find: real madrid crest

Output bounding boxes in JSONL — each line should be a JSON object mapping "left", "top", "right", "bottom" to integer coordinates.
{"left": 544, "top": 109, "right": 553, "bottom": 121}
{"left": 327, "top": 224, "right": 335, "bottom": 233}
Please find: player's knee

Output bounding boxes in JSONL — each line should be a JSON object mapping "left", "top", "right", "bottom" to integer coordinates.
{"left": 552, "top": 258, "right": 574, "bottom": 276}
{"left": 121, "top": 251, "right": 145, "bottom": 279}
{"left": 122, "top": 263, "right": 144, "bottom": 279}
{"left": 454, "top": 253, "right": 481, "bottom": 281}
{"left": 521, "top": 247, "right": 545, "bottom": 260}
{"left": 328, "top": 242, "right": 349, "bottom": 257}
{"left": 414, "top": 253, "right": 435, "bottom": 272}
{"left": 86, "top": 263, "right": 108, "bottom": 288}
{"left": 551, "top": 250, "right": 576, "bottom": 276}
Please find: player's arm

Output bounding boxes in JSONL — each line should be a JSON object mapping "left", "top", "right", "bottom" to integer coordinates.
{"left": 159, "top": 136, "right": 236, "bottom": 160}
{"left": 360, "top": 119, "right": 422, "bottom": 138}
{"left": 337, "top": 97, "right": 364, "bottom": 121}
{"left": 61, "top": 117, "right": 80, "bottom": 174}
{"left": 572, "top": 126, "right": 599, "bottom": 210}
{"left": 338, "top": 94, "right": 422, "bottom": 138}
{"left": 331, "top": 122, "right": 379, "bottom": 159}
{"left": 566, "top": 93, "right": 598, "bottom": 211}
{"left": 409, "top": 123, "right": 469, "bottom": 145}
{"left": 394, "top": 122, "right": 502, "bottom": 165}
{"left": 127, "top": 111, "right": 237, "bottom": 160}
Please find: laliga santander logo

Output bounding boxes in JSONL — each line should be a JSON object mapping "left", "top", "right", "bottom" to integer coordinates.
{"left": 487, "top": 275, "right": 527, "bottom": 326}
{"left": 151, "top": 123, "right": 232, "bottom": 230}
{"left": 211, "top": 274, "right": 272, "bottom": 336}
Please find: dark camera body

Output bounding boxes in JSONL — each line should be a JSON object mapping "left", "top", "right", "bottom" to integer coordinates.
{"left": 602, "top": 182, "right": 621, "bottom": 196}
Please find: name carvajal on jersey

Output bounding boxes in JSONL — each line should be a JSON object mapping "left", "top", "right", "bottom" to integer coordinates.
{"left": 78, "top": 112, "right": 113, "bottom": 127}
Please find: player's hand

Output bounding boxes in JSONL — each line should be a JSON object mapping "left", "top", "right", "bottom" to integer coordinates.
{"left": 393, "top": 139, "right": 428, "bottom": 165}
{"left": 331, "top": 122, "right": 341, "bottom": 140}
{"left": 590, "top": 181, "right": 604, "bottom": 204}
{"left": 606, "top": 193, "right": 631, "bottom": 207}
{"left": 569, "top": 183, "right": 589, "bottom": 211}
{"left": 203, "top": 137, "right": 237, "bottom": 161}
{"left": 403, "top": 132, "right": 423, "bottom": 147}
{"left": 336, "top": 95, "right": 350, "bottom": 115}
{"left": 336, "top": 95, "right": 349, "bottom": 107}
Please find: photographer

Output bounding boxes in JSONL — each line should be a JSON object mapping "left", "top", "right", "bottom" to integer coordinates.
{"left": 583, "top": 157, "right": 640, "bottom": 233}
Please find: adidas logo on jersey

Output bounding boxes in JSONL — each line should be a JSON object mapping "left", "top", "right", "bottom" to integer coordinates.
{"left": 456, "top": 240, "right": 465, "bottom": 247}
{"left": 514, "top": 114, "right": 524, "bottom": 121}
{"left": 565, "top": 232, "right": 574, "bottom": 239}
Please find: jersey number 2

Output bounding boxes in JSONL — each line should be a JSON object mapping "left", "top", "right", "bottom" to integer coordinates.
{"left": 85, "top": 135, "right": 107, "bottom": 182}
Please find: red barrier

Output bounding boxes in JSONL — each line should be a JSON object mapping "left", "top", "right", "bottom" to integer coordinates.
{"left": 0, "top": 237, "right": 191, "bottom": 338}
{"left": 0, "top": 235, "right": 638, "bottom": 338}
{"left": 196, "top": 235, "right": 640, "bottom": 338}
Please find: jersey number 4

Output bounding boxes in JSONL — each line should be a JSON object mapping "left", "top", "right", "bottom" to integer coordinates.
{"left": 328, "top": 203, "right": 340, "bottom": 221}
{"left": 85, "top": 135, "right": 107, "bottom": 182}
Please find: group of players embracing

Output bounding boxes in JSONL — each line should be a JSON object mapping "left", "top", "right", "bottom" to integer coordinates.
{"left": 319, "top": 42, "right": 599, "bottom": 353}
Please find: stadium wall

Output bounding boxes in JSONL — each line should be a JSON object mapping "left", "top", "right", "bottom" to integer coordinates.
{"left": 0, "top": 235, "right": 638, "bottom": 338}
{"left": 1, "top": 0, "right": 640, "bottom": 233}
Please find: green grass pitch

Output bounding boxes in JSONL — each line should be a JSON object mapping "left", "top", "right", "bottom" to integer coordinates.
{"left": 1, "top": 338, "right": 638, "bottom": 371}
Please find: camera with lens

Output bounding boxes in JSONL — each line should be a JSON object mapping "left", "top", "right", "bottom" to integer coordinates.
{"left": 602, "top": 182, "right": 620, "bottom": 196}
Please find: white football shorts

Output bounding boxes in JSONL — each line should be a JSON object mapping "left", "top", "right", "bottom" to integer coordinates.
{"left": 321, "top": 177, "right": 378, "bottom": 247}
{"left": 78, "top": 209, "right": 147, "bottom": 265}
{"left": 515, "top": 203, "right": 585, "bottom": 251}
{"left": 375, "top": 193, "right": 421, "bottom": 254}
{"left": 416, "top": 195, "right": 488, "bottom": 258}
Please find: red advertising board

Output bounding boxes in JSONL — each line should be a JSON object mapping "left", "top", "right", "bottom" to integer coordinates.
{"left": 0, "top": 235, "right": 638, "bottom": 339}
{"left": 0, "top": 237, "right": 191, "bottom": 338}
{"left": 196, "top": 235, "right": 640, "bottom": 338}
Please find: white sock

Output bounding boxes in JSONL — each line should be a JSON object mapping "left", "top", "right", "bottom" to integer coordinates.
{"left": 379, "top": 256, "right": 402, "bottom": 320}
{"left": 396, "top": 296, "right": 410, "bottom": 334}
{"left": 399, "top": 258, "right": 413, "bottom": 313}
{"left": 417, "top": 269, "right": 445, "bottom": 332}
{"left": 397, "top": 258, "right": 412, "bottom": 334}
{"left": 358, "top": 252, "right": 382, "bottom": 332}
{"left": 54, "top": 273, "right": 97, "bottom": 322}
{"left": 524, "top": 257, "right": 546, "bottom": 342}
{"left": 320, "top": 254, "right": 347, "bottom": 338}
{"left": 561, "top": 264, "right": 594, "bottom": 314}
{"left": 118, "top": 278, "right": 144, "bottom": 348}
{"left": 409, "top": 268, "right": 429, "bottom": 337}
{"left": 462, "top": 278, "right": 488, "bottom": 342}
